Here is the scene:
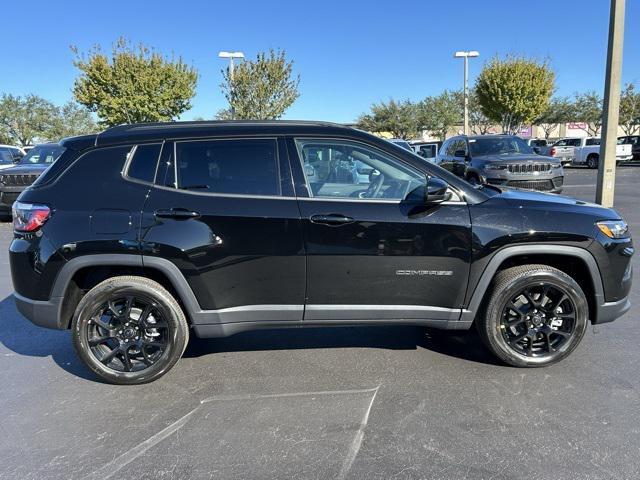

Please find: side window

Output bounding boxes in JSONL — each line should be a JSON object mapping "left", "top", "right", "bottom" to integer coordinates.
{"left": 0, "top": 148, "right": 11, "bottom": 164}
{"left": 586, "top": 138, "right": 601, "bottom": 146}
{"left": 175, "top": 139, "right": 280, "bottom": 196}
{"left": 295, "top": 138, "right": 425, "bottom": 200}
{"left": 571, "top": 139, "right": 582, "bottom": 147}
{"left": 555, "top": 139, "right": 567, "bottom": 146}
{"left": 126, "top": 144, "right": 162, "bottom": 183}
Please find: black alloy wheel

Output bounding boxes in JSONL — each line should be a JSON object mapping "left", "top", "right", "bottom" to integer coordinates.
{"left": 72, "top": 276, "right": 188, "bottom": 384}
{"left": 478, "top": 264, "right": 589, "bottom": 367}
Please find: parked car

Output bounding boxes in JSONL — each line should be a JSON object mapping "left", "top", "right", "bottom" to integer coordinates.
{"left": 436, "top": 134, "right": 564, "bottom": 193}
{"left": 0, "top": 143, "right": 65, "bottom": 217}
{"left": 0, "top": 145, "right": 25, "bottom": 170}
{"left": 388, "top": 138, "right": 413, "bottom": 151}
{"left": 548, "top": 138, "right": 582, "bottom": 166}
{"left": 572, "top": 137, "right": 633, "bottom": 169}
{"left": 412, "top": 142, "right": 442, "bottom": 163}
{"left": 618, "top": 135, "right": 640, "bottom": 161}
{"left": 526, "top": 138, "right": 553, "bottom": 156}
{"left": 10, "top": 121, "right": 632, "bottom": 384}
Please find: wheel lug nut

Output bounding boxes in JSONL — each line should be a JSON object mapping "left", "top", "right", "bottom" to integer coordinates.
{"left": 118, "top": 330, "right": 123, "bottom": 334}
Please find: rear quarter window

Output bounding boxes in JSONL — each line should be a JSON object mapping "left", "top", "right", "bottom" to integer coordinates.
{"left": 126, "top": 144, "right": 162, "bottom": 183}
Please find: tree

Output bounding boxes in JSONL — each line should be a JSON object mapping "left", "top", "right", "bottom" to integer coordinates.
{"left": 72, "top": 37, "right": 198, "bottom": 127}
{"left": 571, "top": 91, "right": 603, "bottom": 136}
{"left": 0, "top": 94, "right": 58, "bottom": 146}
{"left": 221, "top": 49, "right": 300, "bottom": 120}
{"left": 619, "top": 83, "right": 640, "bottom": 135}
{"left": 534, "top": 97, "right": 574, "bottom": 139}
{"left": 357, "top": 99, "right": 419, "bottom": 139}
{"left": 46, "top": 101, "right": 97, "bottom": 140}
{"left": 475, "top": 56, "right": 555, "bottom": 134}
{"left": 417, "top": 90, "right": 461, "bottom": 140}
{"left": 214, "top": 108, "right": 234, "bottom": 120}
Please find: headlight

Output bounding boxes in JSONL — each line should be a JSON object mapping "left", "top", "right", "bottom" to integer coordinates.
{"left": 597, "top": 220, "right": 629, "bottom": 239}
{"left": 483, "top": 163, "right": 507, "bottom": 171}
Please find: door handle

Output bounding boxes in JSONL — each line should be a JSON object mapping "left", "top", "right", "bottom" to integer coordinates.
{"left": 310, "top": 214, "right": 355, "bottom": 226}
{"left": 154, "top": 208, "right": 201, "bottom": 220}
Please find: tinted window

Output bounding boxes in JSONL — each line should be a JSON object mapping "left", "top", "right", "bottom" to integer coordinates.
{"left": 175, "top": 139, "right": 279, "bottom": 196}
{"left": 19, "top": 145, "right": 65, "bottom": 165}
{"left": 586, "top": 138, "right": 601, "bottom": 146}
{"left": 468, "top": 136, "right": 533, "bottom": 156}
{"left": 127, "top": 144, "right": 161, "bottom": 183}
{"left": 295, "top": 138, "right": 425, "bottom": 200}
{"left": 570, "top": 139, "right": 582, "bottom": 147}
{"left": 0, "top": 148, "right": 12, "bottom": 165}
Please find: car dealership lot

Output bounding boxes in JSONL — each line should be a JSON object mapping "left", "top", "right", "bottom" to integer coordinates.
{"left": 0, "top": 167, "right": 638, "bottom": 480}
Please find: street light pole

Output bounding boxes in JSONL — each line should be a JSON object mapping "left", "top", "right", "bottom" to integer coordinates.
{"left": 454, "top": 51, "right": 479, "bottom": 136}
{"left": 596, "top": 0, "right": 625, "bottom": 207}
{"left": 218, "top": 51, "right": 245, "bottom": 120}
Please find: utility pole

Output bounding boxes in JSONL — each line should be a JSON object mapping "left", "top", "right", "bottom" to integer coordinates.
{"left": 596, "top": 0, "right": 625, "bottom": 207}
{"left": 454, "top": 51, "right": 479, "bottom": 135}
{"left": 218, "top": 51, "right": 245, "bottom": 120}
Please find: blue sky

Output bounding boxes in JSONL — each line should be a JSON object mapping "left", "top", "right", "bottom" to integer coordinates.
{"left": 1, "top": 0, "right": 638, "bottom": 123}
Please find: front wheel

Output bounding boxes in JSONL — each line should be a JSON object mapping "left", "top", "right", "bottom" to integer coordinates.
{"left": 477, "top": 265, "right": 588, "bottom": 367}
{"left": 72, "top": 276, "right": 189, "bottom": 385}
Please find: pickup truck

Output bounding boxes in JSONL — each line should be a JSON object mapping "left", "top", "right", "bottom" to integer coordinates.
{"left": 549, "top": 138, "right": 582, "bottom": 166}
{"left": 572, "top": 137, "right": 634, "bottom": 169}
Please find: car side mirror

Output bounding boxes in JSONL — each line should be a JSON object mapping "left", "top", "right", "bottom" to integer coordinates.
{"left": 426, "top": 177, "right": 452, "bottom": 204}
{"left": 454, "top": 149, "right": 467, "bottom": 159}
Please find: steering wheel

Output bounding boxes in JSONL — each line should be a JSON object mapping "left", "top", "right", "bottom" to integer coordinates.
{"left": 360, "top": 170, "right": 385, "bottom": 198}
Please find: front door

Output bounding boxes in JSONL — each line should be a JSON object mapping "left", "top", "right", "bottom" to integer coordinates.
{"left": 288, "top": 137, "right": 472, "bottom": 323}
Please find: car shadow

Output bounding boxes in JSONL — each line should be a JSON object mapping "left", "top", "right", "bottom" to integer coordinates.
{"left": 183, "top": 323, "right": 502, "bottom": 366}
{"left": 0, "top": 294, "right": 96, "bottom": 380}
{"left": 0, "top": 293, "right": 501, "bottom": 383}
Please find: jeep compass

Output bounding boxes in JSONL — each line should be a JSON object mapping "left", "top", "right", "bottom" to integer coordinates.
{"left": 9, "top": 121, "right": 633, "bottom": 384}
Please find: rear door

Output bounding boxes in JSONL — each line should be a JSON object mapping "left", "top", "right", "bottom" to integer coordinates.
{"left": 289, "top": 136, "right": 471, "bottom": 323}
{"left": 141, "top": 137, "right": 306, "bottom": 323}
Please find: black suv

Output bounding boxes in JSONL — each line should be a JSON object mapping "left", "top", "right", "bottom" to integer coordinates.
{"left": 436, "top": 135, "right": 564, "bottom": 193}
{"left": 0, "top": 143, "right": 66, "bottom": 217}
{"left": 9, "top": 121, "right": 633, "bottom": 384}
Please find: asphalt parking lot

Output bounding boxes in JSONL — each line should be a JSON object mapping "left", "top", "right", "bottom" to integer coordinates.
{"left": 0, "top": 166, "right": 639, "bottom": 480}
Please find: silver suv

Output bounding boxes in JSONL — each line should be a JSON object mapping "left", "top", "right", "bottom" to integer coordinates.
{"left": 436, "top": 135, "right": 564, "bottom": 193}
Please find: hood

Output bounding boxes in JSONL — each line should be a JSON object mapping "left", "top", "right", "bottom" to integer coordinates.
{"left": 0, "top": 164, "right": 48, "bottom": 176}
{"left": 492, "top": 187, "right": 620, "bottom": 220}
{"left": 475, "top": 153, "right": 559, "bottom": 164}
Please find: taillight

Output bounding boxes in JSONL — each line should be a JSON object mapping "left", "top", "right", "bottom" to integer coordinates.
{"left": 550, "top": 147, "right": 556, "bottom": 156}
{"left": 12, "top": 202, "right": 51, "bottom": 232}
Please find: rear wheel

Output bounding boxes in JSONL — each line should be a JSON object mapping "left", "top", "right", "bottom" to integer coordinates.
{"left": 587, "top": 154, "right": 599, "bottom": 169}
{"left": 71, "top": 276, "right": 189, "bottom": 385}
{"left": 477, "top": 265, "right": 588, "bottom": 367}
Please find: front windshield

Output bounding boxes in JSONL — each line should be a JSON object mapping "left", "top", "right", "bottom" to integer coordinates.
{"left": 469, "top": 137, "right": 534, "bottom": 157}
{"left": 19, "top": 145, "right": 65, "bottom": 165}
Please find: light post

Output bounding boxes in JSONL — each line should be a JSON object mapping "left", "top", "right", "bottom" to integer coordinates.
{"left": 454, "top": 51, "right": 479, "bottom": 135}
{"left": 218, "top": 51, "right": 245, "bottom": 120}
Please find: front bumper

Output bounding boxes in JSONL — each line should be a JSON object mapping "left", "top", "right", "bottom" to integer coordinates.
{"left": 486, "top": 175, "right": 564, "bottom": 193}
{"left": 0, "top": 186, "right": 27, "bottom": 212}
{"left": 595, "top": 296, "right": 631, "bottom": 324}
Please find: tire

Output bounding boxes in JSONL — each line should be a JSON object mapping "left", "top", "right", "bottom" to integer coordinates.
{"left": 587, "top": 154, "right": 599, "bottom": 169}
{"left": 477, "top": 265, "right": 589, "bottom": 367}
{"left": 72, "top": 276, "right": 189, "bottom": 385}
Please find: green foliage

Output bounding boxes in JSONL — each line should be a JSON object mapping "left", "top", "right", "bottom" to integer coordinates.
{"left": 417, "top": 90, "right": 461, "bottom": 140}
{"left": 47, "top": 101, "right": 97, "bottom": 140}
{"left": 357, "top": 99, "right": 419, "bottom": 140}
{"left": 221, "top": 49, "right": 300, "bottom": 120}
{"left": 0, "top": 94, "right": 58, "bottom": 146}
{"left": 571, "top": 91, "right": 603, "bottom": 136}
{"left": 214, "top": 108, "right": 234, "bottom": 120}
{"left": 619, "top": 83, "right": 640, "bottom": 135}
{"left": 534, "top": 97, "right": 575, "bottom": 138}
{"left": 475, "top": 56, "right": 555, "bottom": 134}
{"left": 72, "top": 37, "right": 198, "bottom": 127}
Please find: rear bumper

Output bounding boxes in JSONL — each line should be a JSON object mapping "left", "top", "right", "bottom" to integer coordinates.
{"left": 14, "top": 292, "right": 65, "bottom": 329}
